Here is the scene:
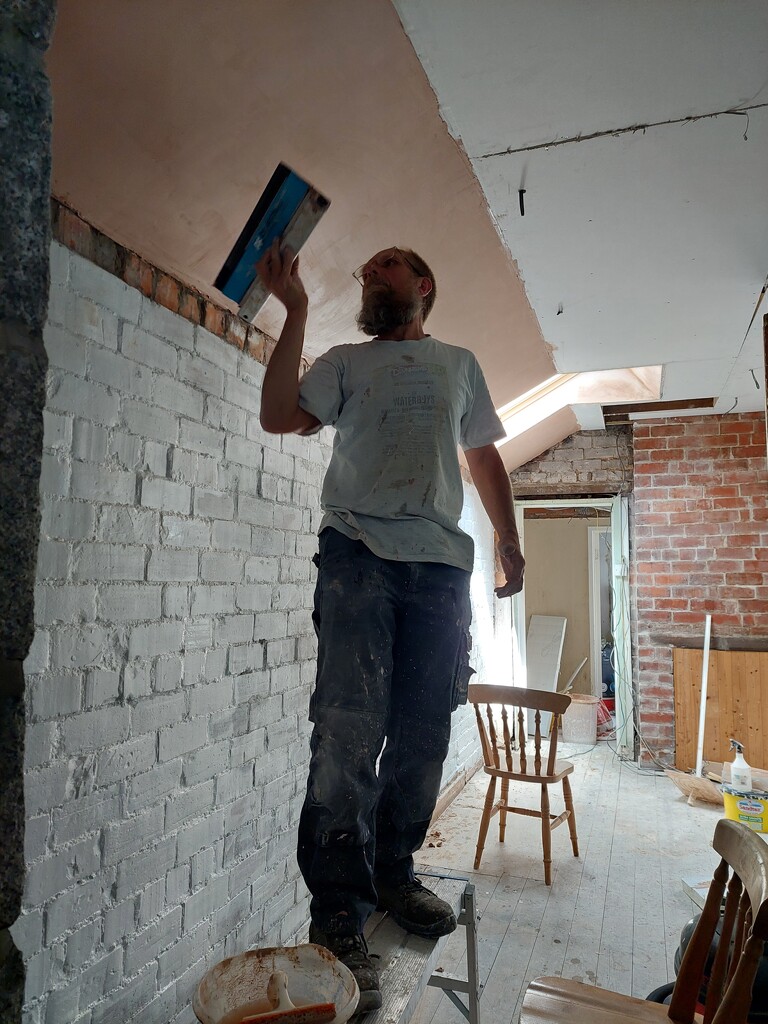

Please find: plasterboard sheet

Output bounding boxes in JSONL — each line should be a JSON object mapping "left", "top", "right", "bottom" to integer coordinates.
{"left": 526, "top": 614, "right": 567, "bottom": 735}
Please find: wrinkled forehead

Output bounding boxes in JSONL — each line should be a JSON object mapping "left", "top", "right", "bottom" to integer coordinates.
{"left": 366, "top": 247, "right": 400, "bottom": 265}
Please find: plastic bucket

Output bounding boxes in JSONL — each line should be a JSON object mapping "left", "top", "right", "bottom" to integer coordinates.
{"left": 192, "top": 945, "right": 360, "bottom": 1024}
{"left": 562, "top": 694, "right": 600, "bottom": 744}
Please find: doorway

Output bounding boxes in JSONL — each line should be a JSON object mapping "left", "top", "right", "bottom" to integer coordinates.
{"left": 512, "top": 495, "right": 633, "bottom": 759}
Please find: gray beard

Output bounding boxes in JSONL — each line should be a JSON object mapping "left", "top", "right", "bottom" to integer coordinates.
{"left": 356, "top": 291, "right": 421, "bottom": 336}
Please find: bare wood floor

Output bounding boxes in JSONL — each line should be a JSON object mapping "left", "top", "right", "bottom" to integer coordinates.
{"left": 412, "top": 739, "right": 723, "bottom": 1024}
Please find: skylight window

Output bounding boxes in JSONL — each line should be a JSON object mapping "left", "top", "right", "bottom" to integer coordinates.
{"left": 495, "top": 366, "right": 663, "bottom": 446}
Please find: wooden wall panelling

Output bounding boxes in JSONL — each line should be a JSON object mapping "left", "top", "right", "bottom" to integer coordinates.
{"left": 673, "top": 648, "right": 768, "bottom": 771}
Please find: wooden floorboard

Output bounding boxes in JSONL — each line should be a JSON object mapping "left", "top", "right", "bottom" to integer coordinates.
{"left": 630, "top": 767, "right": 666, "bottom": 998}
{"left": 409, "top": 740, "right": 720, "bottom": 1024}
{"left": 561, "top": 744, "right": 613, "bottom": 989}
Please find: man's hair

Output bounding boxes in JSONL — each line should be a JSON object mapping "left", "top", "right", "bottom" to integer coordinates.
{"left": 401, "top": 248, "right": 437, "bottom": 322}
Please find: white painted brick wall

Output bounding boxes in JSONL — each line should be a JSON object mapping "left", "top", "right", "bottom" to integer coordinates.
{"left": 442, "top": 484, "right": 515, "bottom": 792}
{"left": 510, "top": 427, "right": 633, "bottom": 494}
{"left": 17, "top": 242, "right": 506, "bottom": 1024}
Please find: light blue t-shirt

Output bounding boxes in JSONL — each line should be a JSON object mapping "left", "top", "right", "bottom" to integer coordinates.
{"left": 298, "top": 336, "right": 505, "bottom": 571}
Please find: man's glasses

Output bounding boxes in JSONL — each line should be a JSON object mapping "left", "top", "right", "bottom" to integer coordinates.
{"left": 353, "top": 248, "right": 422, "bottom": 285}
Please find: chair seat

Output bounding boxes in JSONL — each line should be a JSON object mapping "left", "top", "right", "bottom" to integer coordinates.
{"left": 484, "top": 758, "right": 575, "bottom": 783}
{"left": 520, "top": 976, "right": 673, "bottom": 1024}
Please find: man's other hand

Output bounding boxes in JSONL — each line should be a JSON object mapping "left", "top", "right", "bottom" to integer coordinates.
{"left": 257, "top": 239, "right": 308, "bottom": 313}
{"left": 495, "top": 537, "right": 525, "bottom": 598}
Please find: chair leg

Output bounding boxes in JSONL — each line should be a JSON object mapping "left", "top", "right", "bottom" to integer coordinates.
{"left": 474, "top": 776, "right": 497, "bottom": 870}
{"left": 563, "top": 776, "right": 579, "bottom": 857}
{"left": 541, "top": 783, "right": 552, "bottom": 886}
{"left": 499, "top": 777, "right": 509, "bottom": 843}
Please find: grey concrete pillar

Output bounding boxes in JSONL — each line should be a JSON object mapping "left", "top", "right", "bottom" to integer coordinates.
{"left": 0, "top": 1, "right": 57, "bottom": 1018}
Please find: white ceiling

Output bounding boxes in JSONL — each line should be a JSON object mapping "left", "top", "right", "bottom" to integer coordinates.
{"left": 395, "top": 0, "right": 768, "bottom": 422}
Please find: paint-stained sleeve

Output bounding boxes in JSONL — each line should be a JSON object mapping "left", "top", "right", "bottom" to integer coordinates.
{"left": 298, "top": 348, "right": 345, "bottom": 428}
{"left": 460, "top": 354, "right": 506, "bottom": 450}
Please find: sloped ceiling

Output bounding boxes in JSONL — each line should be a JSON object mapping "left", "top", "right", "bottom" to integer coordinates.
{"left": 395, "top": 0, "right": 768, "bottom": 426}
{"left": 47, "top": 1, "right": 768, "bottom": 470}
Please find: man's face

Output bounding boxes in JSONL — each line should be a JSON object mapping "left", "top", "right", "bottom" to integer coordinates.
{"left": 355, "top": 249, "right": 427, "bottom": 336}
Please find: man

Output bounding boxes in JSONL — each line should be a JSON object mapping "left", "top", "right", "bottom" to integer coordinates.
{"left": 258, "top": 240, "right": 524, "bottom": 1011}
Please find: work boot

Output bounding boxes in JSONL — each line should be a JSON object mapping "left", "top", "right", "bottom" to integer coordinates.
{"left": 375, "top": 878, "right": 457, "bottom": 938}
{"left": 308, "top": 925, "right": 382, "bottom": 1013}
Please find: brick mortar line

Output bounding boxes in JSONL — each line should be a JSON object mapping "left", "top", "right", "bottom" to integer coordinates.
{"left": 50, "top": 197, "right": 311, "bottom": 376}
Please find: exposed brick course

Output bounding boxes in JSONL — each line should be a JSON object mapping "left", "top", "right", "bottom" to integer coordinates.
{"left": 51, "top": 198, "right": 307, "bottom": 377}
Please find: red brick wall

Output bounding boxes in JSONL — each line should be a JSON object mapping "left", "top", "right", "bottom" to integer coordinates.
{"left": 632, "top": 413, "right": 768, "bottom": 764}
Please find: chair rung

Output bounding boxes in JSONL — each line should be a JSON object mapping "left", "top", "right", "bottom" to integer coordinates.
{"left": 485, "top": 769, "right": 570, "bottom": 783}
{"left": 497, "top": 804, "right": 571, "bottom": 829}
{"left": 499, "top": 806, "right": 543, "bottom": 820}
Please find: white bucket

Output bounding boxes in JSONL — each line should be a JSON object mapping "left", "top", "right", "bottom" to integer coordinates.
{"left": 562, "top": 694, "right": 600, "bottom": 744}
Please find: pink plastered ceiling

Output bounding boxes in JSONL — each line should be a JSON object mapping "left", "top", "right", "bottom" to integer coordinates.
{"left": 47, "top": 0, "right": 571, "bottom": 468}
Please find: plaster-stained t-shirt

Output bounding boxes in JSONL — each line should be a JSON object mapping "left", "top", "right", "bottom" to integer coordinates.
{"left": 298, "top": 336, "right": 505, "bottom": 571}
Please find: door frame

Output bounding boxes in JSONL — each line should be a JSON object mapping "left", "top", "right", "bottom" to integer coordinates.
{"left": 588, "top": 525, "right": 611, "bottom": 698}
{"left": 513, "top": 494, "right": 634, "bottom": 759}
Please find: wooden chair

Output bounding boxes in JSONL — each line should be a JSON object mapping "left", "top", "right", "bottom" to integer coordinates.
{"left": 468, "top": 683, "right": 578, "bottom": 885}
{"left": 519, "top": 817, "right": 768, "bottom": 1024}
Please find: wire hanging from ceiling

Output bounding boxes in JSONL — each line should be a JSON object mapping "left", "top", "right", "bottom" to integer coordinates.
{"left": 740, "top": 272, "right": 768, "bottom": 346}
{"left": 478, "top": 100, "right": 768, "bottom": 159}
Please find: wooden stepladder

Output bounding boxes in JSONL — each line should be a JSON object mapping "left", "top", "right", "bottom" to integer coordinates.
{"left": 363, "top": 873, "right": 481, "bottom": 1024}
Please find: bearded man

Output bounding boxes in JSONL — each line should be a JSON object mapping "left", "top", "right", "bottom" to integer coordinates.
{"left": 258, "top": 241, "right": 524, "bottom": 1010}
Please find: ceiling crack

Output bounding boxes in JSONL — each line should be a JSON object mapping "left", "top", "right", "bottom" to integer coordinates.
{"left": 477, "top": 101, "right": 768, "bottom": 159}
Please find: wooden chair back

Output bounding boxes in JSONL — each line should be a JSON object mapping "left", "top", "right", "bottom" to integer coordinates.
{"left": 468, "top": 684, "right": 572, "bottom": 779}
{"left": 669, "top": 817, "right": 768, "bottom": 1024}
{"left": 519, "top": 818, "right": 768, "bottom": 1022}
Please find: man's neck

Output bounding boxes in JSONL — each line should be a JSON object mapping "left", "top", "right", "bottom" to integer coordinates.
{"left": 375, "top": 319, "right": 428, "bottom": 342}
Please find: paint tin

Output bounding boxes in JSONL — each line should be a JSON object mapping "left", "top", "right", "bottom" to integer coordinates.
{"left": 723, "top": 788, "right": 768, "bottom": 833}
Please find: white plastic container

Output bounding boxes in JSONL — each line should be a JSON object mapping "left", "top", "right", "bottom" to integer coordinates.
{"left": 728, "top": 739, "right": 753, "bottom": 795}
{"left": 562, "top": 694, "right": 600, "bottom": 744}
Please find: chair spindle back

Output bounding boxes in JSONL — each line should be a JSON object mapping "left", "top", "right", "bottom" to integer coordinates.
{"left": 669, "top": 819, "right": 768, "bottom": 1024}
{"left": 469, "top": 685, "right": 572, "bottom": 778}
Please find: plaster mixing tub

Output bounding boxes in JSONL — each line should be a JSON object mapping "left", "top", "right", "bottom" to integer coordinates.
{"left": 193, "top": 944, "right": 359, "bottom": 1024}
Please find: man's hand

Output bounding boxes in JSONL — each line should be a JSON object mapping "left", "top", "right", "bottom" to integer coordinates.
{"left": 257, "top": 239, "right": 307, "bottom": 313}
{"left": 495, "top": 535, "right": 525, "bottom": 598}
{"left": 258, "top": 238, "right": 319, "bottom": 436}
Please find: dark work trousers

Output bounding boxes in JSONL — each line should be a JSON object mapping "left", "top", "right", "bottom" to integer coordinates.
{"left": 297, "top": 528, "right": 473, "bottom": 937}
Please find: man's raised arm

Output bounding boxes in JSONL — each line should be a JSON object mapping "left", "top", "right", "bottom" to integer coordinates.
{"left": 257, "top": 240, "right": 321, "bottom": 435}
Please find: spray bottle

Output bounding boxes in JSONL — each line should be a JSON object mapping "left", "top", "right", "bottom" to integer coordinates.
{"left": 729, "top": 739, "right": 753, "bottom": 795}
